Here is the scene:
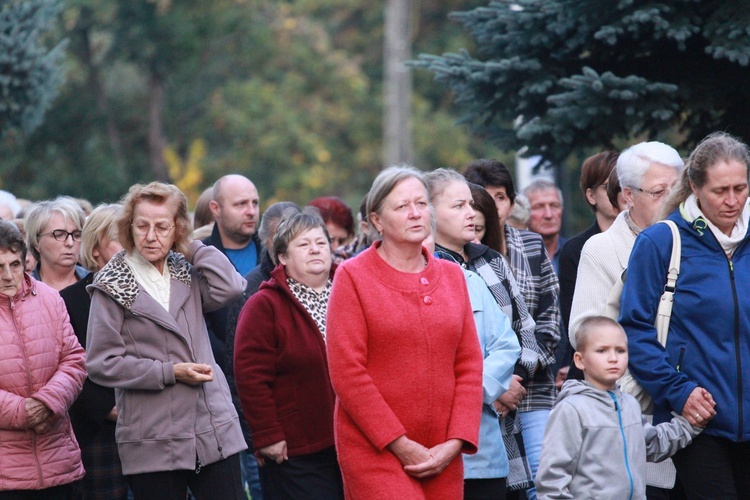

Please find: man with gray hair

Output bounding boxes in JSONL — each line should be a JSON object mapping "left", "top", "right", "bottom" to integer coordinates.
{"left": 524, "top": 179, "right": 566, "bottom": 273}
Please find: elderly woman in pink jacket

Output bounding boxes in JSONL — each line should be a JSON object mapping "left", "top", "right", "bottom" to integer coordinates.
{"left": 0, "top": 220, "right": 87, "bottom": 498}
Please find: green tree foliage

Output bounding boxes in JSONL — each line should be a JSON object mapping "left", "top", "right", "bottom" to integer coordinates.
{"left": 0, "top": 0, "right": 66, "bottom": 138}
{"left": 0, "top": 0, "right": 505, "bottom": 205}
{"left": 415, "top": 0, "right": 750, "bottom": 166}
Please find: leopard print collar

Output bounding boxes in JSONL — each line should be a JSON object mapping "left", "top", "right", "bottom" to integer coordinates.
{"left": 93, "top": 250, "right": 192, "bottom": 310}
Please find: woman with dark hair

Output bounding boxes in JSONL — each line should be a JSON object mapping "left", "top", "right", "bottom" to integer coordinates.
{"left": 235, "top": 207, "right": 343, "bottom": 498}
{"left": 469, "top": 183, "right": 503, "bottom": 253}
{"left": 464, "top": 159, "right": 561, "bottom": 500}
{"left": 556, "top": 151, "right": 621, "bottom": 382}
{"left": 307, "top": 196, "right": 354, "bottom": 250}
{"left": 0, "top": 220, "right": 86, "bottom": 498}
{"left": 86, "top": 182, "right": 247, "bottom": 500}
{"left": 558, "top": 151, "right": 620, "bottom": 331}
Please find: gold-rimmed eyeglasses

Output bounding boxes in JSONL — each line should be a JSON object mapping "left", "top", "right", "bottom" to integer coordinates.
{"left": 131, "top": 221, "right": 175, "bottom": 238}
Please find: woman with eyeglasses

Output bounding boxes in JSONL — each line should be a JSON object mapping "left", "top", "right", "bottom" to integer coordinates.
{"left": 85, "top": 182, "right": 248, "bottom": 500}
{"left": 24, "top": 196, "right": 88, "bottom": 291}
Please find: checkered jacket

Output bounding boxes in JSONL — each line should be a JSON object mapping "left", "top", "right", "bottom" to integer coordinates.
{"left": 505, "top": 226, "right": 561, "bottom": 411}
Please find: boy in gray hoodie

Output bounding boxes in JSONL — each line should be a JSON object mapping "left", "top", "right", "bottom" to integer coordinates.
{"left": 536, "top": 316, "right": 709, "bottom": 499}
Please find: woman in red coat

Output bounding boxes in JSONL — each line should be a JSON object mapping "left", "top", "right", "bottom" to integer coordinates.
{"left": 326, "top": 166, "right": 484, "bottom": 499}
{"left": 235, "top": 207, "right": 344, "bottom": 499}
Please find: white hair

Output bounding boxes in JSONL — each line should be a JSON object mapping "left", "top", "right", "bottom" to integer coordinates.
{"left": 0, "top": 190, "right": 21, "bottom": 218}
{"left": 617, "top": 141, "right": 684, "bottom": 189}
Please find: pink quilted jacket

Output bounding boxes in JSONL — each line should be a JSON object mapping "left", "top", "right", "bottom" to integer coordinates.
{"left": 0, "top": 274, "right": 86, "bottom": 491}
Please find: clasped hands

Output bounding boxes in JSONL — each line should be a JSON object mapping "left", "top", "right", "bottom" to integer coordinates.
{"left": 25, "top": 398, "right": 53, "bottom": 434}
{"left": 492, "top": 374, "right": 526, "bottom": 418}
{"left": 387, "top": 435, "right": 462, "bottom": 479}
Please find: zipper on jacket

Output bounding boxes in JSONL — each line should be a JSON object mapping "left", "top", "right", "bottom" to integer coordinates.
{"left": 609, "top": 391, "right": 634, "bottom": 500}
{"left": 11, "top": 298, "right": 46, "bottom": 488}
{"left": 702, "top": 229, "right": 745, "bottom": 440}
{"left": 676, "top": 348, "right": 685, "bottom": 372}
{"left": 728, "top": 258, "right": 743, "bottom": 440}
{"left": 201, "top": 382, "right": 226, "bottom": 461}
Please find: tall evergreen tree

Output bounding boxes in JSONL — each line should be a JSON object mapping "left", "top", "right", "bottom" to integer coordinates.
{"left": 415, "top": 0, "right": 750, "bottom": 165}
{"left": 0, "top": 0, "right": 66, "bottom": 137}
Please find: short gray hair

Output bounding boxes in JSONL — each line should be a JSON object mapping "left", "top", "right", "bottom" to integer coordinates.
{"left": 24, "top": 196, "right": 86, "bottom": 262}
{"left": 80, "top": 204, "right": 123, "bottom": 272}
{"left": 508, "top": 194, "right": 531, "bottom": 227}
{"left": 523, "top": 178, "right": 563, "bottom": 207}
{"left": 273, "top": 207, "right": 329, "bottom": 259}
{"left": 259, "top": 202, "right": 301, "bottom": 256}
{"left": 616, "top": 141, "right": 684, "bottom": 189}
{"left": 366, "top": 165, "right": 427, "bottom": 219}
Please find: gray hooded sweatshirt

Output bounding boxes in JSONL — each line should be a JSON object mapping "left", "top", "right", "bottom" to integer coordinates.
{"left": 536, "top": 380, "right": 699, "bottom": 500}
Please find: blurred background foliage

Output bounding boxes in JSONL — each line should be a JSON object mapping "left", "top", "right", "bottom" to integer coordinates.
{"left": 0, "top": 0, "right": 510, "bottom": 209}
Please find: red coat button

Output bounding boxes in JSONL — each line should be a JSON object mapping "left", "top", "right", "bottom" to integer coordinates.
{"left": 423, "top": 296, "right": 432, "bottom": 305}
{"left": 420, "top": 277, "right": 429, "bottom": 285}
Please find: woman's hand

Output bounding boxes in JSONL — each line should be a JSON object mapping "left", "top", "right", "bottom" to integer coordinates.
{"left": 25, "top": 398, "right": 52, "bottom": 429}
{"left": 106, "top": 406, "right": 118, "bottom": 422}
{"left": 174, "top": 363, "right": 214, "bottom": 385}
{"left": 494, "top": 375, "right": 526, "bottom": 417}
{"left": 387, "top": 435, "right": 431, "bottom": 468}
{"left": 682, "top": 387, "right": 716, "bottom": 427}
{"left": 257, "top": 440, "right": 288, "bottom": 466}
{"left": 403, "top": 438, "right": 463, "bottom": 478}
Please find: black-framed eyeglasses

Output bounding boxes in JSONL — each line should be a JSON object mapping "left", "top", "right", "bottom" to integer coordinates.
{"left": 131, "top": 221, "right": 175, "bottom": 238}
{"left": 40, "top": 229, "right": 83, "bottom": 242}
{"left": 633, "top": 186, "right": 671, "bottom": 200}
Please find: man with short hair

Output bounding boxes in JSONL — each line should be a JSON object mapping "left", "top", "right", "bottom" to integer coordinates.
{"left": 524, "top": 179, "right": 566, "bottom": 274}
{"left": 206, "top": 174, "right": 262, "bottom": 275}
{"left": 203, "top": 175, "right": 264, "bottom": 500}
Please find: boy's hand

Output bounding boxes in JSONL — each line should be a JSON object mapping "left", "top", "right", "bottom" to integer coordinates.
{"left": 682, "top": 387, "right": 716, "bottom": 427}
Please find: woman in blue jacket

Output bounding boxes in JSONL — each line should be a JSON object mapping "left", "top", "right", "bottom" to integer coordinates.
{"left": 620, "top": 132, "right": 750, "bottom": 498}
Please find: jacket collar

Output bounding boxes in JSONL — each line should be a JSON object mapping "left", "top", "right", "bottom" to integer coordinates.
{"left": 0, "top": 272, "right": 36, "bottom": 307}
{"left": 203, "top": 224, "right": 262, "bottom": 262}
{"left": 92, "top": 250, "right": 191, "bottom": 311}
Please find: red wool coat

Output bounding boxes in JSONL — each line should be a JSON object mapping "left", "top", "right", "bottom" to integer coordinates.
{"left": 234, "top": 264, "right": 337, "bottom": 456}
{"left": 326, "top": 244, "right": 483, "bottom": 499}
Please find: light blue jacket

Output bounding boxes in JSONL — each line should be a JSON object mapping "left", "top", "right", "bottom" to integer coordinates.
{"left": 461, "top": 269, "right": 521, "bottom": 479}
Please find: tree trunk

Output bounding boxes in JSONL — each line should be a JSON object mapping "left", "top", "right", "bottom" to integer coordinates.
{"left": 76, "top": 7, "right": 126, "bottom": 169}
{"left": 148, "top": 72, "right": 170, "bottom": 182}
{"left": 383, "top": 0, "right": 413, "bottom": 167}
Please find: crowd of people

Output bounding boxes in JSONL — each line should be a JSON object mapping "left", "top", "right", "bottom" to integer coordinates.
{"left": 0, "top": 130, "right": 749, "bottom": 500}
